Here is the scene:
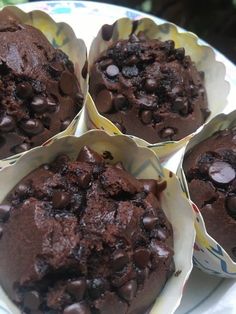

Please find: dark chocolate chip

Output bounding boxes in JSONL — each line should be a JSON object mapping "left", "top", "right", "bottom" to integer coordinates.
{"left": 150, "top": 240, "right": 170, "bottom": 259}
{"left": 61, "top": 119, "right": 71, "bottom": 131}
{"left": 13, "top": 143, "right": 31, "bottom": 154}
{"left": 137, "top": 267, "right": 149, "bottom": 284}
{"left": 112, "top": 249, "right": 129, "bottom": 271}
{"left": 139, "top": 179, "right": 157, "bottom": 195}
{"left": 106, "top": 64, "right": 119, "bottom": 78}
{"left": 118, "top": 280, "right": 137, "bottom": 301}
{"left": 52, "top": 191, "right": 70, "bottom": 209}
{"left": 226, "top": 196, "right": 236, "bottom": 219}
{"left": 60, "top": 71, "right": 76, "bottom": 95}
{"left": 0, "top": 226, "right": 3, "bottom": 238}
{"left": 133, "top": 247, "right": 150, "bottom": 269}
{"left": 23, "top": 291, "right": 40, "bottom": 310}
{"left": 142, "top": 213, "right": 158, "bottom": 231}
{"left": 77, "top": 146, "right": 104, "bottom": 164}
{"left": 30, "top": 96, "right": 47, "bottom": 113}
{"left": 175, "top": 47, "right": 185, "bottom": 60}
{"left": 16, "top": 82, "right": 33, "bottom": 100}
{"left": 144, "top": 78, "right": 158, "bottom": 93}
{"left": 122, "top": 65, "right": 138, "bottom": 78}
{"left": 208, "top": 161, "right": 235, "bottom": 185}
{"left": 113, "top": 94, "right": 127, "bottom": 111}
{"left": 20, "top": 119, "right": 44, "bottom": 136}
{"left": 0, "top": 115, "right": 15, "bottom": 132}
{"left": 49, "top": 62, "right": 64, "bottom": 77}
{"left": 95, "top": 90, "right": 113, "bottom": 114}
{"left": 63, "top": 302, "right": 91, "bottom": 314}
{"left": 156, "top": 228, "right": 167, "bottom": 240}
{"left": 78, "top": 173, "right": 91, "bottom": 189}
{"left": 67, "top": 279, "right": 87, "bottom": 300}
{"left": 160, "top": 127, "right": 175, "bottom": 139}
{"left": 47, "top": 99, "right": 58, "bottom": 113}
{"left": 89, "top": 278, "right": 109, "bottom": 299}
{"left": 140, "top": 110, "right": 152, "bottom": 124}
{"left": 164, "top": 40, "right": 175, "bottom": 52}
{"left": 0, "top": 205, "right": 10, "bottom": 222}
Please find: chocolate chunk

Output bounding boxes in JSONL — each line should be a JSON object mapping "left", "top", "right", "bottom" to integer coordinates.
{"left": 20, "top": 119, "right": 44, "bottom": 136}
{"left": 106, "top": 65, "right": 119, "bottom": 78}
{"left": 60, "top": 71, "right": 76, "bottom": 95}
{"left": 48, "top": 62, "right": 64, "bottom": 77}
{"left": 77, "top": 146, "right": 104, "bottom": 164}
{"left": 140, "top": 110, "right": 152, "bottom": 124}
{"left": 63, "top": 303, "right": 91, "bottom": 314}
{"left": 118, "top": 280, "right": 137, "bottom": 301}
{"left": 122, "top": 65, "right": 138, "bottom": 78}
{"left": 47, "top": 99, "right": 58, "bottom": 113}
{"left": 142, "top": 213, "right": 158, "bottom": 231}
{"left": 30, "top": 96, "right": 47, "bottom": 113}
{"left": 67, "top": 279, "right": 87, "bottom": 300}
{"left": 144, "top": 79, "right": 157, "bottom": 93}
{"left": 139, "top": 179, "right": 157, "bottom": 195}
{"left": 175, "top": 47, "right": 185, "bottom": 60}
{"left": 112, "top": 249, "right": 129, "bottom": 271}
{"left": 150, "top": 240, "right": 170, "bottom": 259}
{"left": 0, "top": 115, "right": 15, "bottom": 132}
{"left": 16, "top": 181, "right": 31, "bottom": 197}
{"left": 208, "top": 161, "right": 235, "bottom": 185}
{"left": 226, "top": 196, "right": 236, "bottom": 219}
{"left": 133, "top": 247, "right": 150, "bottom": 269}
{"left": 113, "top": 94, "right": 127, "bottom": 111}
{"left": 89, "top": 278, "right": 109, "bottom": 299}
{"left": 61, "top": 119, "right": 71, "bottom": 131}
{"left": 95, "top": 90, "right": 113, "bottom": 114}
{"left": 0, "top": 205, "right": 10, "bottom": 222}
{"left": 164, "top": 40, "right": 175, "bottom": 52}
{"left": 16, "top": 82, "right": 33, "bottom": 99}
{"left": 13, "top": 143, "right": 31, "bottom": 154}
{"left": 52, "top": 191, "right": 70, "bottom": 209}
{"left": 136, "top": 267, "right": 149, "bottom": 284}
{"left": 23, "top": 290, "right": 41, "bottom": 310}
{"left": 160, "top": 128, "right": 175, "bottom": 139}
{"left": 78, "top": 173, "right": 91, "bottom": 189}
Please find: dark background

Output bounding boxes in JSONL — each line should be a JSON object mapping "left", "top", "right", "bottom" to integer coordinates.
{"left": 91, "top": 0, "right": 236, "bottom": 64}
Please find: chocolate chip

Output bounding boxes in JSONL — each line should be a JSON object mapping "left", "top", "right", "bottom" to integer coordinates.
{"left": 30, "top": 96, "right": 47, "bottom": 113}
{"left": 144, "top": 79, "right": 157, "bottom": 93}
{"left": 47, "top": 99, "right": 58, "bottom": 113}
{"left": 0, "top": 61, "right": 9, "bottom": 75}
{"left": 60, "top": 71, "right": 76, "bottom": 95}
{"left": 133, "top": 247, "right": 150, "bottom": 269}
{"left": 16, "top": 82, "right": 33, "bottom": 99}
{"left": 13, "top": 143, "right": 31, "bottom": 154}
{"left": 175, "top": 47, "right": 185, "bottom": 60}
{"left": 226, "top": 196, "right": 236, "bottom": 219}
{"left": 67, "top": 279, "right": 87, "bottom": 300}
{"left": 156, "top": 228, "right": 167, "bottom": 240}
{"left": 61, "top": 119, "right": 71, "bottom": 131}
{"left": 164, "top": 40, "right": 175, "bottom": 52}
{"left": 140, "top": 110, "right": 152, "bottom": 124}
{"left": 122, "top": 65, "right": 138, "bottom": 78}
{"left": 23, "top": 291, "right": 41, "bottom": 310}
{"left": 48, "top": 62, "right": 64, "bottom": 77}
{"left": 113, "top": 94, "right": 127, "bottom": 111}
{"left": 52, "top": 191, "right": 70, "bottom": 209}
{"left": 142, "top": 213, "right": 158, "bottom": 231}
{"left": 89, "top": 278, "right": 109, "bottom": 299}
{"left": 139, "top": 179, "right": 157, "bottom": 195}
{"left": 137, "top": 267, "right": 149, "bottom": 284}
{"left": 77, "top": 146, "right": 104, "bottom": 164}
{"left": 150, "top": 240, "right": 170, "bottom": 259}
{"left": 118, "top": 280, "right": 137, "bottom": 301}
{"left": 95, "top": 90, "right": 113, "bottom": 114}
{"left": 208, "top": 161, "right": 235, "bottom": 185}
{"left": 112, "top": 249, "right": 129, "bottom": 271}
{"left": 0, "top": 115, "right": 15, "bottom": 132}
{"left": 78, "top": 173, "right": 91, "bottom": 189}
{"left": 16, "top": 181, "right": 31, "bottom": 197}
{"left": 20, "top": 119, "right": 44, "bottom": 136}
{"left": 0, "top": 205, "right": 10, "bottom": 222}
{"left": 106, "top": 64, "right": 119, "bottom": 78}
{"left": 0, "top": 226, "right": 3, "bottom": 239}
{"left": 63, "top": 303, "right": 91, "bottom": 314}
{"left": 160, "top": 127, "right": 175, "bottom": 139}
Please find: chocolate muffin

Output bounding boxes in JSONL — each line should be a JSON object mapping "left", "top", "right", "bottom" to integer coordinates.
{"left": 0, "top": 14, "right": 83, "bottom": 159}
{"left": 183, "top": 128, "right": 236, "bottom": 261}
{"left": 90, "top": 33, "right": 209, "bottom": 143}
{"left": 0, "top": 146, "right": 174, "bottom": 314}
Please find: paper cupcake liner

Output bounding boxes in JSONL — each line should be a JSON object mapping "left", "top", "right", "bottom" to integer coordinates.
{"left": 178, "top": 110, "right": 236, "bottom": 278}
{"left": 0, "top": 6, "right": 88, "bottom": 168}
{"left": 85, "top": 17, "right": 229, "bottom": 163}
{"left": 0, "top": 130, "right": 195, "bottom": 314}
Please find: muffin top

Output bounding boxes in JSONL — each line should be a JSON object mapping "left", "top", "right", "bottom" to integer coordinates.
{"left": 90, "top": 33, "right": 209, "bottom": 143}
{"left": 0, "top": 14, "right": 83, "bottom": 159}
{"left": 0, "top": 146, "right": 174, "bottom": 314}
{"left": 184, "top": 128, "right": 236, "bottom": 261}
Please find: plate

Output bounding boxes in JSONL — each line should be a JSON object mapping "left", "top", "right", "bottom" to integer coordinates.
{"left": 2, "top": 1, "right": 236, "bottom": 314}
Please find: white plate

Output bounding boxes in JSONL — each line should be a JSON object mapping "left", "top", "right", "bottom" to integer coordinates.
{"left": 2, "top": 1, "right": 236, "bottom": 313}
